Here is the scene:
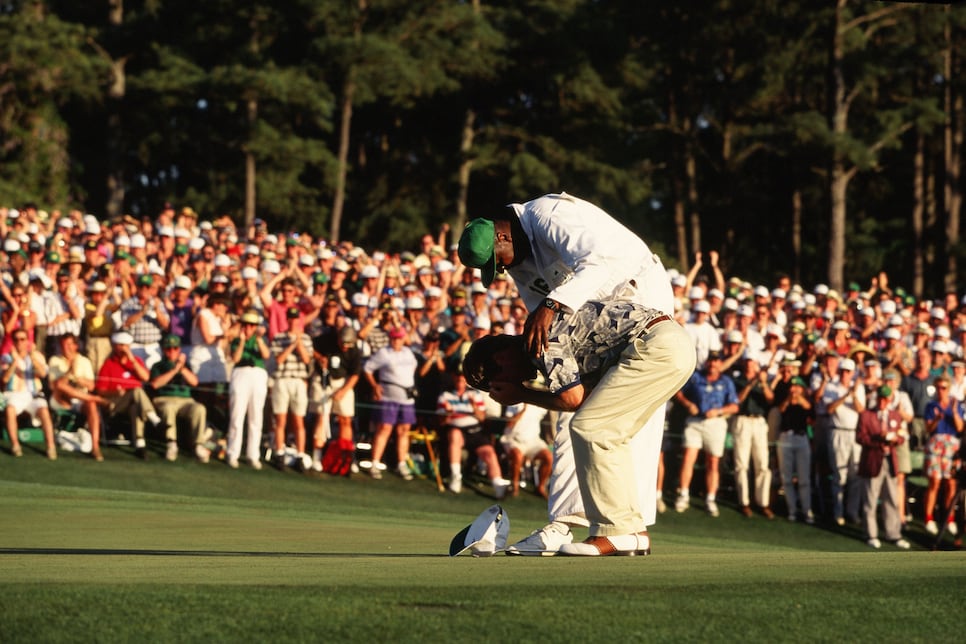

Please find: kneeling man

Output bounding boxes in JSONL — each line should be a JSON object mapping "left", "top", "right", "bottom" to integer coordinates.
{"left": 463, "top": 300, "right": 695, "bottom": 556}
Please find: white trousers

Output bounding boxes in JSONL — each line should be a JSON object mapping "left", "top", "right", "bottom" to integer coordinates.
{"left": 548, "top": 259, "right": 674, "bottom": 528}
{"left": 732, "top": 415, "right": 772, "bottom": 508}
{"left": 227, "top": 366, "right": 268, "bottom": 462}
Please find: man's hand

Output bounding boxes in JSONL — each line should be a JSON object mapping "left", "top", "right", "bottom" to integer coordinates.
{"left": 524, "top": 305, "right": 555, "bottom": 358}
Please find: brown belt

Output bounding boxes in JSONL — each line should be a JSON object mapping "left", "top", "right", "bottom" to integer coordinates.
{"left": 638, "top": 314, "right": 674, "bottom": 336}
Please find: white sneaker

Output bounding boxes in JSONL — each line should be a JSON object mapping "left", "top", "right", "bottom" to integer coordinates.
{"left": 506, "top": 522, "right": 574, "bottom": 556}
{"left": 195, "top": 444, "right": 210, "bottom": 464}
{"left": 866, "top": 538, "right": 881, "bottom": 549}
{"left": 805, "top": 510, "right": 815, "bottom": 525}
{"left": 397, "top": 461, "right": 414, "bottom": 481}
{"left": 447, "top": 475, "right": 462, "bottom": 494}
{"left": 249, "top": 458, "right": 262, "bottom": 471}
{"left": 948, "top": 521, "right": 959, "bottom": 536}
{"left": 165, "top": 441, "right": 178, "bottom": 462}
{"left": 656, "top": 497, "right": 667, "bottom": 514}
{"left": 894, "top": 538, "right": 911, "bottom": 550}
{"left": 492, "top": 478, "right": 511, "bottom": 500}
{"left": 674, "top": 494, "right": 690, "bottom": 513}
{"left": 925, "top": 520, "right": 939, "bottom": 535}
{"left": 706, "top": 499, "right": 719, "bottom": 518}
{"left": 227, "top": 457, "right": 239, "bottom": 469}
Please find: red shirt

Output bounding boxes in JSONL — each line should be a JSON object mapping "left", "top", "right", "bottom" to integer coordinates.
{"left": 95, "top": 354, "right": 147, "bottom": 392}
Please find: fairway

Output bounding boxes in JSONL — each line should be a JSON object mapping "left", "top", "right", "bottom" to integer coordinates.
{"left": 1, "top": 449, "right": 962, "bottom": 642}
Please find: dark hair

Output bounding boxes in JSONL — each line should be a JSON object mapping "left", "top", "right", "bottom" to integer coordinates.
{"left": 462, "top": 334, "right": 524, "bottom": 391}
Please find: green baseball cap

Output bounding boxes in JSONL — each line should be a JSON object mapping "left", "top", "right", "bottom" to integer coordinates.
{"left": 161, "top": 334, "right": 181, "bottom": 349}
{"left": 458, "top": 218, "right": 497, "bottom": 287}
{"left": 877, "top": 384, "right": 892, "bottom": 399}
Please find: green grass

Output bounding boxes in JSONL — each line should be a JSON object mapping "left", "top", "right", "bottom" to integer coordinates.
{"left": 0, "top": 445, "right": 963, "bottom": 643}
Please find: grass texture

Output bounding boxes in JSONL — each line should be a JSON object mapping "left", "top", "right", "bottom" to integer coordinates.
{"left": 0, "top": 445, "right": 962, "bottom": 643}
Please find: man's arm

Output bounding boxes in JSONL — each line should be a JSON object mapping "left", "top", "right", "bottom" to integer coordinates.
{"left": 488, "top": 380, "right": 585, "bottom": 413}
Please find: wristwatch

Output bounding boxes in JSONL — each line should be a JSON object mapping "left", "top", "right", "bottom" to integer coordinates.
{"left": 542, "top": 298, "right": 562, "bottom": 313}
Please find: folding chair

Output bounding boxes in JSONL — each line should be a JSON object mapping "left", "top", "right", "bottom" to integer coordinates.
{"left": 409, "top": 425, "right": 444, "bottom": 491}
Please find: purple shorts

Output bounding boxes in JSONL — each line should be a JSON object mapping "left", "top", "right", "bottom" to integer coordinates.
{"left": 374, "top": 401, "right": 416, "bottom": 426}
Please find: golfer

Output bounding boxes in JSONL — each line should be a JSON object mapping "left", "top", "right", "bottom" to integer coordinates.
{"left": 463, "top": 300, "right": 695, "bottom": 556}
{"left": 458, "top": 192, "right": 674, "bottom": 555}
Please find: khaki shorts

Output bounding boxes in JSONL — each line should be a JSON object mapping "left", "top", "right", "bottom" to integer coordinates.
{"left": 309, "top": 377, "right": 354, "bottom": 417}
{"left": 271, "top": 377, "right": 308, "bottom": 416}
{"left": 683, "top": 416, "right": 729, "bottom": 458}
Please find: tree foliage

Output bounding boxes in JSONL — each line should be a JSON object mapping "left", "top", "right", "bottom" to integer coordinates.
{"left": 1, "top": 0, "right": 965, "bottom": 296}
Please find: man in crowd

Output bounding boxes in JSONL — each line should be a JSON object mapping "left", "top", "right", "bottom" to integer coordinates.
{"left": 95, "top": 331, "right": 167, "bottom": 459}
{"left": 856, "top": 384, "right": 910, "bottom": 549}
{"left": 148, "top": 334, "right": 210, "bottom": 463}
{"left": 673, "top": 352, "right": 739, "bottom": 517}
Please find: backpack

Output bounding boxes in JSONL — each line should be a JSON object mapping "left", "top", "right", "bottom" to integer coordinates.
{"left": 322, "top": 438, "right": 355, "bottom": 476}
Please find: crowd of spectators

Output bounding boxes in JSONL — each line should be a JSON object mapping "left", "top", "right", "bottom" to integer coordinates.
{"left": 0, "top": 203, "right": 961, "bottom": 539}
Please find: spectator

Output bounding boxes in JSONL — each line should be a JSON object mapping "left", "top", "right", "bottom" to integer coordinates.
{"left": 311, "top": 325, "right": 362, "bottom": 472}
{"left": 822, "top": 356, "right": 866, "bottom": 525}
{"left": 922, "top": 375, "right": 963, "bottom": 536}
{"left": 260, "top": 273, "right": 303, "bottom": 340}
{"left": 119, "top": 273, "right": 169, "bottom": 368}
{"left": 188, "top": 292, "right": 230, "bottom": 386}
{"left": 269, "top": 306, "right": 314, "bottom": 471}
{"left": 226, "top": 309, "right": 270, "bottom": 470}
{"left": 1, "top": 283, "right": 36, "bottom": 356}
{"left": 45, "top": 269, "right": 84, "bottom": 356}
{"left": 856, "top": 384, "right": 910, "bottom": 549}
{"left": 363, "top": 326, "right": 417, "bottom": 481}
{"left": 437, "top": 368, "right": 510, "bottom": 498}
{"left": 500, "top": 402, "right": 551, "bottom": 498}
{"left": 684, "top": 299, "right": 721, "bottom": 370}
{"left": 778, "top": 376, "right": 815, "bottom": 523}
{"left": 732, "top": 357, "right": 775, "bottom": 518}
{"left": 1, "top": 330, "right": 57, "bottom": 459}
{"left": 165, "top": 275, "right": 196, "bottom": 348}
{"left": 81, "top": 280, "right": 120, "bottom": 374}
{"left": 149, "top": 334, "right": 210, "bottom": 463}
{"left": 94, "top": 331, "right": 167, "bottom": 459}
{"left": 48, "top": 334, "right": 109, "bottom": 461}
{"left": 674, "top": 352, "right": 739, "bottom": 517}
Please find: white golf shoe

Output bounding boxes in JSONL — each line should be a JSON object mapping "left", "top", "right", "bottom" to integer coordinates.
{"left": 505, "top": 522, "right": 573, "bottom": 556}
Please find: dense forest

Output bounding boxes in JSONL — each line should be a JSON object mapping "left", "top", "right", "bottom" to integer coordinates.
{"left": 2, "top": 1, "right": 965, "bottom": 296}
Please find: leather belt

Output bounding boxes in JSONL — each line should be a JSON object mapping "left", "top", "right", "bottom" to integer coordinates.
{"left": 638, "top": 314, "right": 673, "bottom": 337}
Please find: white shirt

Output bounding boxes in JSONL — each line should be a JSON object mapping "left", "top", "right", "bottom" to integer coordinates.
{"left": 508, "top": 193, "right": 672, "bottom": 315}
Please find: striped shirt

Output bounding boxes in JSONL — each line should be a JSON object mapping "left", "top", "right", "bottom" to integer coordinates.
{"left": 270, "top": 333, "right": 313, "bottom": 380}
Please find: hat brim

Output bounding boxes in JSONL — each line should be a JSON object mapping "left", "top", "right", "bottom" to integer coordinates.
{"left": 449, "top": 504, "right": 509, "bottom": 557}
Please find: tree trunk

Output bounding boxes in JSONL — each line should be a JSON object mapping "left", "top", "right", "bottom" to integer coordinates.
{"left": 330, "top": 73, "right": 354, "bottom": 244}
{"left": 944, "top": 12, "right": 962, "bottom": 294}
{"left": 455, "top": 107, "right": 475, "bottom": 232}
{"left": 827, "top": 0, "right": 848, "bottom": 292}
{"left": 912, "top": 131, "right": 925, "bottom": 299}
{"left": 685, "top": 134, "right": 701, "bottom": 258}
{"left": 791, "top": 188, "right": 802, "bottom": 284}
{"left": 104, "top": 0, "right": 125, "bottom": 220}
{"left": 244, "top": 98, "right": 257, "bottom": 231}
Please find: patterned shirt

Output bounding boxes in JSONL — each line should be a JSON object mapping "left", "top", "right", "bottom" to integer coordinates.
{"left": 540, "top": 301, "right": 668, "bottom": 393}
{"left": 120, "top": 296, "right": 165, "bottom": 344}
{"left": 271, "top": 333, "right": 313, "bottom": 380}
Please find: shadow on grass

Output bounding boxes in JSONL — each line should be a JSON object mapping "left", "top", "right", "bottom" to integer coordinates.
{"left": 0, "top": 547, "right": 443, "bottom": 558}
